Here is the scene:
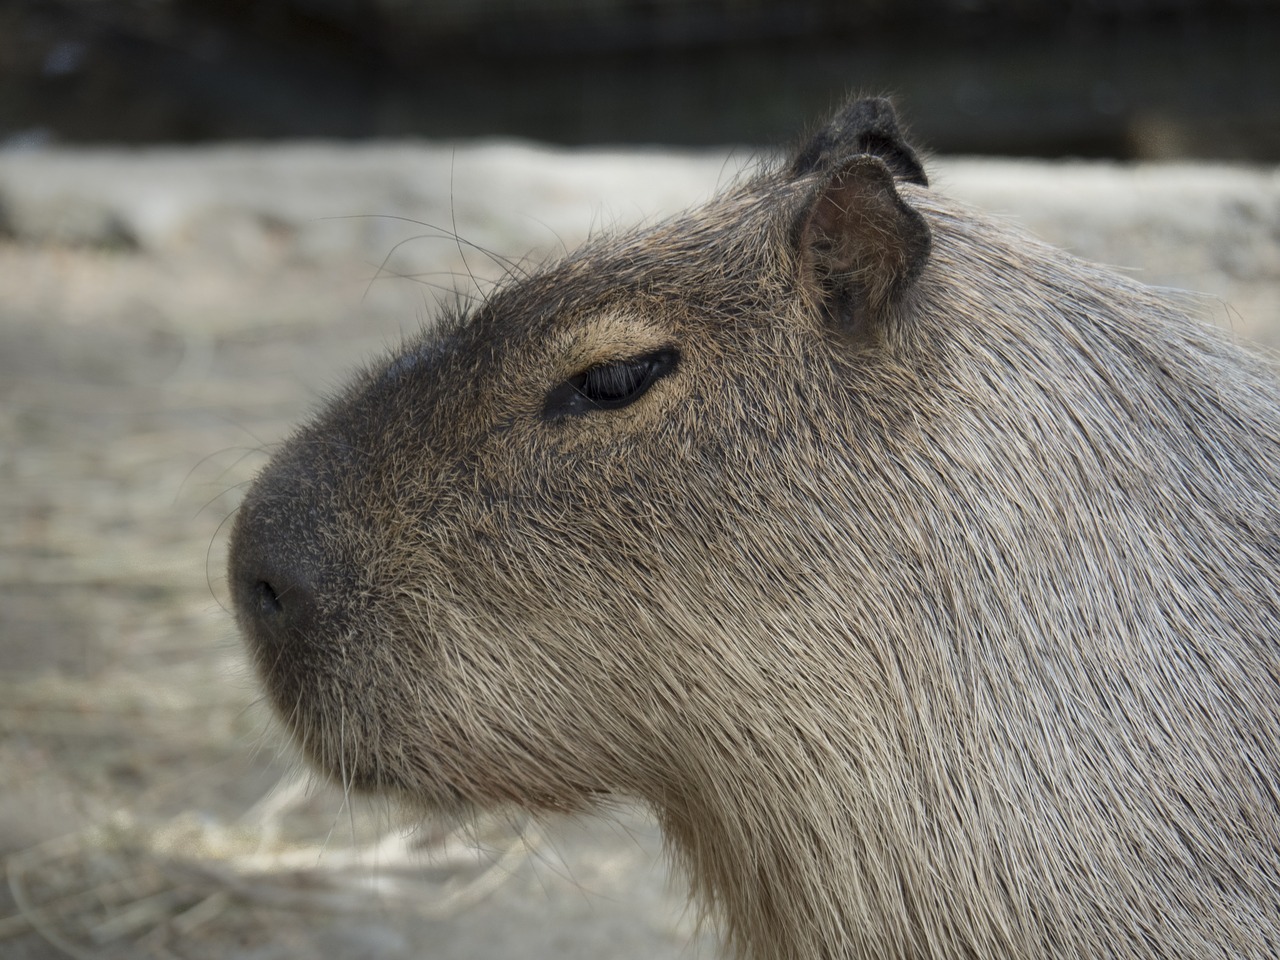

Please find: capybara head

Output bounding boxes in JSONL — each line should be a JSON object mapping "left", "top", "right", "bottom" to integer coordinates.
{"left": 228, "top": 98, "right": 1280, "bottom": 960}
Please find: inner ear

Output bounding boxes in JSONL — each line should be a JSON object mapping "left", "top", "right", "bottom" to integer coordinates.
{"left": 795, "top": 155, "right": 932, "bottom": 337}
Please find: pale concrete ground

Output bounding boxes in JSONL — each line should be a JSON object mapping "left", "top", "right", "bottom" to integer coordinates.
{"left": 0, "top": 141, "right": 1277, "bottom": 960}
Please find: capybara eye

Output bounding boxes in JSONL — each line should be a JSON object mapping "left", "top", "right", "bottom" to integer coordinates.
{"left": 543, "top": 348, "right": 678, "bottom": 419}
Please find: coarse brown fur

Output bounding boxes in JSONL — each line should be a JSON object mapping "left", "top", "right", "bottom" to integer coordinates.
{"left": 228, "top": 99, "right": 1280, "bottom": 960}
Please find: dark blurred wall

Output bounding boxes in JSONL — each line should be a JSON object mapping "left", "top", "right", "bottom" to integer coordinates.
{"left": 2, "top": 0, "right": 1278, "bottom": 158}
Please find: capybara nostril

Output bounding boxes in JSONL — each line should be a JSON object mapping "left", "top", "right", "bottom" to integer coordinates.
{"left": 234, "top": 559, "right": 319, "bottom": 645}
{"left": 252, "top": 579, "right": 284, "bottom": 618}
{"left": 228, "top": 507, "right": 331, "bottom": 651}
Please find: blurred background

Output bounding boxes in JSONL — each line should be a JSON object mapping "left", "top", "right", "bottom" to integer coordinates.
{"left": 2, "top": 3, "right": 1279, "bottom": 959}
{"left": 2, "top": 0, "right": 1279, "bottom": 159}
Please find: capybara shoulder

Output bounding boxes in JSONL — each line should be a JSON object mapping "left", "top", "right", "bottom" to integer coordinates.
{"left": 228, "top": 98, "right": 1280, "bottom": 960}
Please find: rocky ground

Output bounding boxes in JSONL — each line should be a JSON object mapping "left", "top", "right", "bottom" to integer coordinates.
{"left": 1, "top": 141, "right": 1277, "bottom": 959}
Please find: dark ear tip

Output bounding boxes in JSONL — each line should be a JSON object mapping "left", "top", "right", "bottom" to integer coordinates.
{"left": 790, "top": 96, "right": 928, "bottom": 187}
{"left": 845, "top": 97, "right": 900, "bottom": 129}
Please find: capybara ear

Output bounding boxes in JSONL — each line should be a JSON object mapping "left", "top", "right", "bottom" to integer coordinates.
{"left": 795, "top": 154, "right": 932, "bottom": 334}
{"left": 790, "top": 97, "right": 928, "bottom": 186}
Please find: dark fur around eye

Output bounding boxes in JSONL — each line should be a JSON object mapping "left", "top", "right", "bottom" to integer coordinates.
{"left": 543, "top": 349, "right": 679, "bottom": 419}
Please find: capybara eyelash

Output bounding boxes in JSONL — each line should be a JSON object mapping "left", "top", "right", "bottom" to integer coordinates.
{"left": 543, "top": 348, "right": 679, "bottom": 419}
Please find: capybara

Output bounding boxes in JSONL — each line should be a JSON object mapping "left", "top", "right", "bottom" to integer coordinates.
{"left": 228, "top": 98, "right": 1280, "bottom": 959}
